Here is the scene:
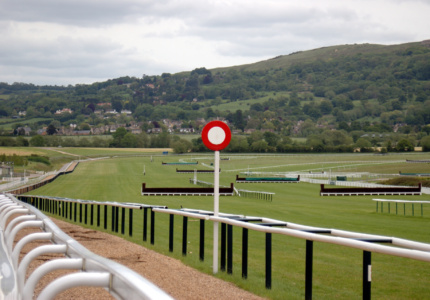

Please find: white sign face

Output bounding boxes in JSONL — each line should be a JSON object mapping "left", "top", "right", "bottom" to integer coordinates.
{"left": 208, "top": 126, "right": 225, "bottom": 145}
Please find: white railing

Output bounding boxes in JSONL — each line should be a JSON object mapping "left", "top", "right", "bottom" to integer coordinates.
{"left": 0, "top": 194, "right": 173, "bottom": 300}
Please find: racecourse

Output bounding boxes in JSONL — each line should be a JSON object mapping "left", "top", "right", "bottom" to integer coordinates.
{"left": 24, "top": 150, "right": 430, "bottom": 299}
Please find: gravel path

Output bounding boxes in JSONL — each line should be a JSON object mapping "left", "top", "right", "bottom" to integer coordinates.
{"left": 19, "top": 218, "right": 265, "bottom": 300}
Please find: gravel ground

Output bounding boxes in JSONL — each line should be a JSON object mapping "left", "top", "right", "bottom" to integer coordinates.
{"left": 16, "top": 218, "right": 265, "bottom": 300}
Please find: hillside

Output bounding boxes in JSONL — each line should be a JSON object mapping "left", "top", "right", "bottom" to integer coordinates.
{"left": 0, "top": 40, "right": 429, "bottom": 152}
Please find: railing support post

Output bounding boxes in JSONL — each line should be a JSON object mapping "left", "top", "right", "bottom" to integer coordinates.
{"left": 306, "top": 240, "right": 313, "bottom": 300}
{"left": 121, "top": 207, "right": 125, "bottom": 235}
{"left": 74, "top": 203, "right": 77, "bottom": 222}
{"left": 227, "top": 224, "right": 233, "bottom": 274}
{"left": 104, "top": 205, "right": 107, "bottom": 229}
{"left": 182, "top": 216, "right": 188, "bottom": 256}
{"left": 220, "top": 222, "right": 226, "bottom": 271}
{"left": 111, "top": 206, "right": 115, "bottom": 231}
{"left": 97, "top": 205, "right": 100, "bottom": 227}
{"left": 115, "top": 207, "right": 119, "bottom": 232}
{"left": 129, "top": 209, "right": 133, "bottom": 237}
{"left": 363, "top": 251, "right": 371, "bottom": 300}
{"left": 143, "top": 207, "right": 148, "bottom": 241}
{"left": 90, "top": 204, "right": 94, "bottom": 225}
{"left": 150, "top": 209, "right": 155, "bottom": 245}
{"left": 199, "top": 219, "right": 205, "bottom": 261}
{"left": 169, "top": 214, "right": 174, "bottom": 252}
{"left": 266, "top": 232, "right": 272, "bottom": 289}
{"left": 242, "top": 228, "right": 248, "bottom": 279}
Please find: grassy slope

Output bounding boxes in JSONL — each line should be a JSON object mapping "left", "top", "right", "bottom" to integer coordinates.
{"left": 26, "top": 151, "right": 430, "bottom": 299}
{"left": 211, "top": 42, "right": 420, "bottom": 74}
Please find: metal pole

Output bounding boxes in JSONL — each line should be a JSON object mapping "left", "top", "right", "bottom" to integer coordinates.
{"left": 121, "top": 207, "right": 125, "bottom": 234}
{"left": 213, "top": 150, "right": 220, "bottom": 274}
{"left": 104, "top": 205, "right": 107, "bottom": 229}
{"left": 90, "top": 204, "right": 94, "bottom": 225}
{"left": 221, "top": 222, "right": 226, "bottom": 272}
{"left": 363, "top": 251, "right": 371, "bottom": 300}
{"left": 242, "top": 228, "right": 248, "bottom": 278}
{"left": 182, "top": 216, "right": 188, "bottom": 256}
{"left": 97, "top": 205, "right": 100, "bottom": 227}
{"left": 227, "top": 224, "right": 233, "bottom": 274}
{"left": 129, "top": 209, "right": 133, "bottom": 237}
{"left": 306, "top": 240, "right": 313, "bottom": 300}
{"left": 266, "top": 232, "right": 272, "bottom": 289}
{"left": 150, "top": 209, "right": 155, "bottom": 245}
{"left": 200, "top": 219, "right": 205, "bottom": 261}
{"left": 111, "top": 206, "right": 115, "bottom": 231}
{"left": 143, "top": 207, "right": 148, "bottom": 241}
{"left": 169, "top": 214, "right": 174, "bottom": 252}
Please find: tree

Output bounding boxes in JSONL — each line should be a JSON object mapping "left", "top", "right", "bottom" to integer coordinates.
{"left": 46, "top": 124, "right": 57, "bottom": 135}
{"left": 396, "top": 139, "right": 414, "bottom": 151}
{"left": 30, "top": 135, "right": 45, "bottom": 147}
{"left": 172, "top": 139, "right": 192, "bottom": 153}
{"left": 421, "top": 136, "right": 430, "bottom": 151}
{"left": 263, "top": 131, "right": 280, "bottom": 147}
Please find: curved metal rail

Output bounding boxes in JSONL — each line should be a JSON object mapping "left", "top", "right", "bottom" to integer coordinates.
{"left": 0, "top": 194, "right": 173, "bottom": 300}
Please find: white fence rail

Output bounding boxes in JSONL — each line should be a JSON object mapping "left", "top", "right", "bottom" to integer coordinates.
{"left": 0, "top": 194, "right": 173, "bottom": 300}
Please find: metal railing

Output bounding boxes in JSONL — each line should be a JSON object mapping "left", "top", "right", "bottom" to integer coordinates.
{"left": 0, "top": 194, "right": 173, "bottom": 300}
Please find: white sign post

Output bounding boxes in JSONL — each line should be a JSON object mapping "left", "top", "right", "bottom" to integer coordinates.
{"left": 201, "top": 121, "right": 231, "bottom": 274}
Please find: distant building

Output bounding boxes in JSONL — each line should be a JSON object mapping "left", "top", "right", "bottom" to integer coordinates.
{"left": 55, "top": 108, "right": 73, "bottom": 115}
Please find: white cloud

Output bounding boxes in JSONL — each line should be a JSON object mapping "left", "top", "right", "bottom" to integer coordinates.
{"left": 0, "top": 0, "right": 429, "bottom": 85}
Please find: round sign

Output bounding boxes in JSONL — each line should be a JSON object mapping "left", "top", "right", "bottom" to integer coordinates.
{"left": 201, "top": 121, "right": 231, "bottom": 151}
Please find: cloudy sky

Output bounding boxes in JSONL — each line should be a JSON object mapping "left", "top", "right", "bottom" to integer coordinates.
{"left": 1, "top": 0, "right": 429, "bottom": 86}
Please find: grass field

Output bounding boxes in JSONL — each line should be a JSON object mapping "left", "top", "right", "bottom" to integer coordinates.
{"left": 23, "top": 151, "right": 430, "bottom": 299}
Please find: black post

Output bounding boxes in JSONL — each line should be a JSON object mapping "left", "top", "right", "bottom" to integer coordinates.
{"left": 84, "top": 204, "right": 88, "bottom": 224}
{"left": 121, "top": 207, "right": 125, "bottom": 235}
{"left": 111, "top": 206, "right": 116, "bottom": 231}
{"left": 115, "top": 207, "right": 119, "bottom": 232}
{"left": 69, "top": 202, "right": 72, "bottom": 220}
{"left": 169, "top": 214, "right": 174, "bottom": 252}
{"left": 79, "top": 203, "right": 82, "bottom": 223}
{"left": 265, "top": 232, "right": 272, "bottom": 289}
{"left": 242, "top": 228, "right": 248, "bottom": 278}
{"left": 104, "top": 205, "right": 108, "bottom": 229}
{"left": 363, "top": 251, "right": 371, "bottom": 300}
{"left": 182, "top": 216, "right": 188, "bottom": 256}
{"left": 97, "top": 205, "right": 100, "bottom": 227}
{"left": 221, "top": 223, "right": 226, "bottom": 271}
{"left": 227, "top": 224, "right": 233, "bottom": 274}
{"left": 199, "top": 219, "right": 205, "bottom": 261}
{"left": 143, "top": 207, "right": 148, "bottom": 241}
{"left": 150, "top": 209, "right": 155, "bottom": 245}
{"left": 74, "top": 203, "right": 77, "bottom": 222}
{"left": 306, "top": 240, "right": 313, "bottom": 300}
{"left": 90, "top": 204, "right": 94, "bottom": 225}
{"left": 129, "top": 209, "right": 133, "bottom": 237}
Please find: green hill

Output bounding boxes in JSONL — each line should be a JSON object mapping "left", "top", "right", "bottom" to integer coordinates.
{"left": 0, "top": 40, "right": 429, "bottom": 152}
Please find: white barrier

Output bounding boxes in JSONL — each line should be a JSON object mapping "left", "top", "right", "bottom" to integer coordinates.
{"left": 0, "top": 194, "right": 173, "bottom": 300}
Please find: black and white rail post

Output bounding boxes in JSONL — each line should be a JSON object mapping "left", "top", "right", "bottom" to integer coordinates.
{"left": 201, "top": 120, "right": 231, "bottom": 274}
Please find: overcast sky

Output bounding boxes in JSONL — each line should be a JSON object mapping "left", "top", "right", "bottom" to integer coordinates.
{"left": 1, "top": 0, "right": 429, "bottom": 86}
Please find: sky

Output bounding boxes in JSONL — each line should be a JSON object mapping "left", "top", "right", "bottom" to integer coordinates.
{"left": 1, "top": 0, "right": 429, "bottom": 86}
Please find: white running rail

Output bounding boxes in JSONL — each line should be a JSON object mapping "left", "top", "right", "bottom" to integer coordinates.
{"left": 0, "top": 193, "right": 173, "bottom": 300}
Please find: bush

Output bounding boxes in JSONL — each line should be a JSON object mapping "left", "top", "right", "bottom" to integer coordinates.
{"left": 27, "top": 155, "right": 50, "bottom": 165}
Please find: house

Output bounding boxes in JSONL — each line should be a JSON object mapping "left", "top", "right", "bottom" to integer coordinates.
{"left": 18, "top": 111, "right": 26, "bottom": 116}
{"left": 120, "top": 110, "right": 132, "bottom": 115}
{"left": 16, "top": 126, "right": 32, "bottom": 136}
{"left": 55, "top": 108, "right": 73, "bottom": 115}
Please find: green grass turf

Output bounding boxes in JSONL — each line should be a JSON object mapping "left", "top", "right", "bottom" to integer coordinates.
{"left": 24, "top": 152, "right": 430, "bottom": 299}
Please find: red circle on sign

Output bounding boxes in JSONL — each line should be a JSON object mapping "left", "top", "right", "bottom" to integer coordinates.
{"left": 201, "top": 121, "right": 231, "bottom": 151}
